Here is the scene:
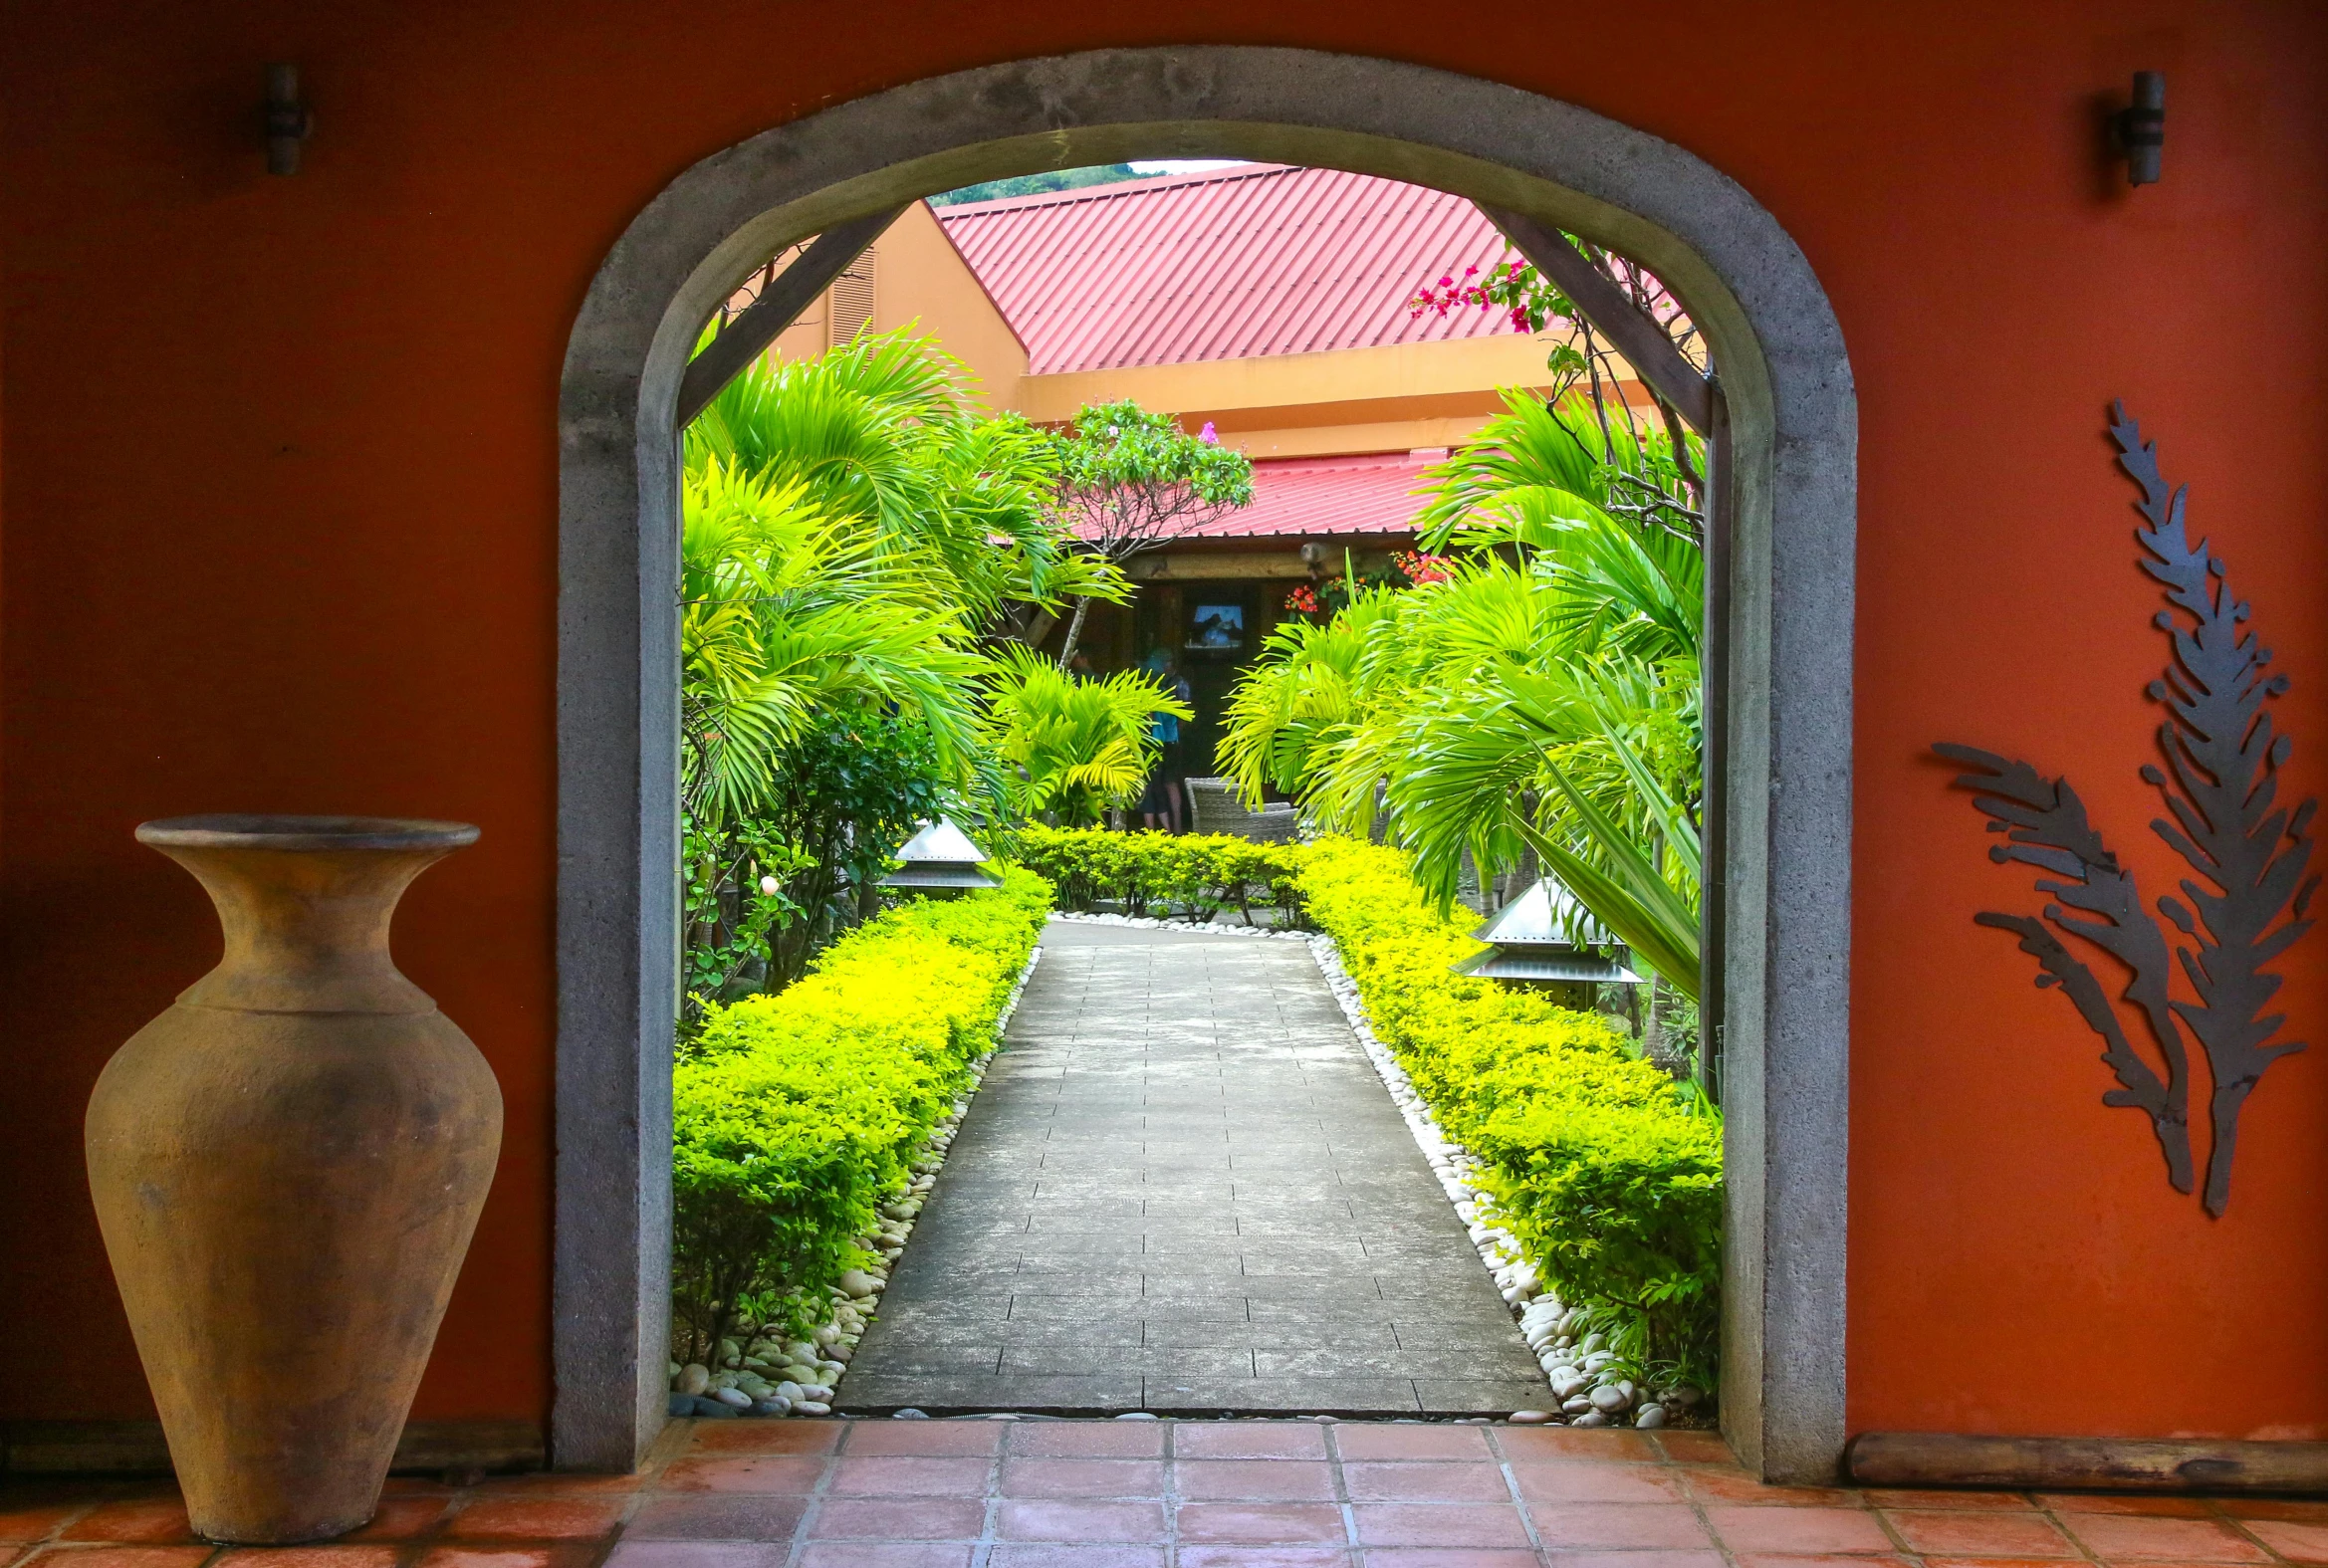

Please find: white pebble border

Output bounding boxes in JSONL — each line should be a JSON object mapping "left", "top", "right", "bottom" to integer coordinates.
{"left": 1307, "top": 932, "right": 1699, "bottom": 1430}
{"left": 1048, "top": 909, "right": 1308, "bottom": 939}
{"left": 668, "top": 944, "right": 1045, "bottom": 1422}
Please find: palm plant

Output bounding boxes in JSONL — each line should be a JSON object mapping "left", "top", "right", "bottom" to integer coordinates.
{"left": 676, "top": 329, "right": 1122, "bottom": 1010}
{"left": 688, "top": 330, "right": 1125, "bottom": 631}
{"left": 1390, "top": 657, "right": 1703, "bottom": 995}
{"left": 1418, "top": 385, "right": 1702, "bottom": 551}
{"left": 1216, "top": 590, "right": 1393, "bottom": 808}
{"left": 981, "top": 646, "right": 1191, "bottom": 828}
{"left": 1217, "top": 390, "right": 1706, "bottom": 1003}
{"left": 678, "top": 458, "right": 981, "bottom": 828}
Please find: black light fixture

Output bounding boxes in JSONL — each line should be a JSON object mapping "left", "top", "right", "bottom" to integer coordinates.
{"left": 879, "top": 818, "right": 1004, "bottom": 894}
{"left": 1453, "top": 878, "right": 1641, "bottom": 1007}
{"left": 2113, "top": 71, "right": 2165, "bottom": 187}
{"left": 266, "top": 63, "right": 313, "bottom": 175}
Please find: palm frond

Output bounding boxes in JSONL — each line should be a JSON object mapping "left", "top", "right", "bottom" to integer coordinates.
{"left": 980, "top": 645, "right": 1190, "bottom": 827}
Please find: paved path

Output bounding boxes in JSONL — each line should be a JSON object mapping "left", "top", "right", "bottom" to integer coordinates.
{"left": 838, "top": 920, "right": 1547, "bottom": 1416}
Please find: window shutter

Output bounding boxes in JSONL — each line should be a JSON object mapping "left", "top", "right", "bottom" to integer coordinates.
{"left": 827, "top": 249, "right": 877, "bottom": 346}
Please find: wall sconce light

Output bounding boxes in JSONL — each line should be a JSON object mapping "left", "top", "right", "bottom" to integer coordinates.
{"left": 266, "top": 63, "right": 313, "bottom": 175}
{"left": 2113, "top": 70, "right": 2165, "bottom": 187}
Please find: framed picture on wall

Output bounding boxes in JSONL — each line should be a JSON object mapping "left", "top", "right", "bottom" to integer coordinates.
{"left": 1186, "top": 603, "right": 1245, "bottom": 651}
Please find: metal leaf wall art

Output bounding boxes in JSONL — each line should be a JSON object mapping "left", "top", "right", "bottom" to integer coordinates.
{"left": 1938, "top": 402, "right": 2319, "bottom": 1216}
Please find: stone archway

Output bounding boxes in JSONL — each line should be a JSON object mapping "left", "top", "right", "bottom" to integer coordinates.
{"left": 556, "top": 46, "right": 1855, "bottom": 1481}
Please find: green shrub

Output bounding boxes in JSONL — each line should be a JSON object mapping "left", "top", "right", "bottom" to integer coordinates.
{"left": 1297, "top": 836, "right": 1723, "bottom": 1392}
{"left": 670, "top": 866, "right": 1050, "bottom": 1361}
{"left": 1000, "top": 823, "right": 1308, "bottom": 922}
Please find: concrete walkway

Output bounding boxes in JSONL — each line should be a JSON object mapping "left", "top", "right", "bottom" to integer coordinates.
{"left": 838, "top": 920, "right": 1547, "bottom": 1416}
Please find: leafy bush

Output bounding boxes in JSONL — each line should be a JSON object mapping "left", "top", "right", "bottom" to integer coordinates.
{"left": 670, "top": 867, "right": 1050, "bottom": 1362}
{"left": 1297, "top": 836, "right": 1722, "bottom": 1391}
{"left": 1000, "top": 824, "right": 1308, "bottom": 922}
{"left": 752, "top": 711, "right": 950, "bottom": 990}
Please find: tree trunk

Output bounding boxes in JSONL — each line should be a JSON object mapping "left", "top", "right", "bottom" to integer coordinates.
{"left": 1055, "top": 595, "right": 1094, "bottom": 669}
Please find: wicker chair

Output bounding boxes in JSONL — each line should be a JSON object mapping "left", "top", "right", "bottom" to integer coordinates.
{"left": 1183, "top": 777, "right": 1300, "bottom": 842}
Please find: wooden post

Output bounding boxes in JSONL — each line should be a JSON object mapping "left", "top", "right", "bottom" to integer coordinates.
{"left": 674, "top": 207, "right": 906, "bottom": 428}
{"left": 1849, "top": 1432, "right": 2328, "bottom": 1494}
{"left": 1480, "top": 206, "right": 1713, "bottom": 436}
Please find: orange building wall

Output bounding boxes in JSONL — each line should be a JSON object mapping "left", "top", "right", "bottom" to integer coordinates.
{"left": 763, "top": 200, "right": 1032, "bottom": 410}
{"left": 868, "top": 202, "right": 1030, "bottom": 411}
{"left": 2, "top": 2, "right": 2324, "bottom": 1443}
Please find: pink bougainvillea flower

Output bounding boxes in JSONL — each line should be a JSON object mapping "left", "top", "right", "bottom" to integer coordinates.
{"left": 1198, "top": 420, "right": 1220, "bottom": 444}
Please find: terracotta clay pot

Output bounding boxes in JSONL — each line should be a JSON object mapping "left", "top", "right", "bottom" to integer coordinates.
{"left": 86, "top": 815, "right": 502, "bottom": 1544}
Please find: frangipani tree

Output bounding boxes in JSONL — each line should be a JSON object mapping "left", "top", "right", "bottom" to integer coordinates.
{"left": 1043, "top": 399, "right": 1255, "bottom": 667}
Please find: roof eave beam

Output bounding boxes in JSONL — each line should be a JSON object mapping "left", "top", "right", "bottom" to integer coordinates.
{"left": 1480, "top": 205, "right": 1713, "bottom": 436}
{"left": 674, "top": 206, "right": 907, "bottom": 428}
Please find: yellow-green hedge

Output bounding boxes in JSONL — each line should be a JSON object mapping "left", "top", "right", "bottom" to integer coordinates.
{"left": 670, "top": 867, "right": 1051, "bottom": 1357}
{"left": 1299, "top": 837, "right": 1723, "bottom": 1388}
{"left": 1001, "top": 823, "right": 1307, "bottom": 921}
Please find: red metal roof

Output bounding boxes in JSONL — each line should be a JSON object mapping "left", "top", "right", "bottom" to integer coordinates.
{"left": 936, "top": 164, "right": 1519, "bottom": 375}
{"left": 1165, "top": 452, "right": 1432, "bottom": 541}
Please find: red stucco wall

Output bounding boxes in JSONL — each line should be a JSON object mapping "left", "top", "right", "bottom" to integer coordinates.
{"left": 3, "top": 1, "right": 2323, "bottom": 1441}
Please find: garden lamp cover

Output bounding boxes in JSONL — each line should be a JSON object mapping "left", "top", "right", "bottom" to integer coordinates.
{"left": 881, "top": 817, "right": 1004, "bottom": 890}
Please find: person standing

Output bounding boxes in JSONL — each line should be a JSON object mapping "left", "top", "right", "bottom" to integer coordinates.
{"left": 1138, "top": 650, "right": 1194, "bottom": 833}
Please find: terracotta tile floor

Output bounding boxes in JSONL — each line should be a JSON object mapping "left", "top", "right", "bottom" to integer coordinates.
{"left": 6, "top": 1419, "right": 2325, "bottom": 1568}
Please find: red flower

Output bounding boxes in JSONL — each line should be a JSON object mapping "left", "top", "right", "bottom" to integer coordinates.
{"left": 1395, "top": 550, "right": 1453, "bottom": 586}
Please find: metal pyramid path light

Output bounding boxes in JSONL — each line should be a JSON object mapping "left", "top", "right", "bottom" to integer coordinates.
{"left": 879, "top": 817, "right": 1003, "bottom": 893}
{"left": 1455, "top": 878, "right": 1643, "bottom": 1000}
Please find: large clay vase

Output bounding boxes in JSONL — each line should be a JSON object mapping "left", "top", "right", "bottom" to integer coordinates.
{"left": 86, "top": 815, "right": 503, "bottom": 1544}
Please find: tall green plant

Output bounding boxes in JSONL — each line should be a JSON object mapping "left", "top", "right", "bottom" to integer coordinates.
{"left": 676, "top": 329, "right": 1120, "bottom": 1001}
{"left": 753, "top": 712, "right": 950, "bottom": 990}
{"left": 680, "top": 459, "right": 981, "bottom": 829}
{"left": 1216, "top": 390, "right": 1707, "bottom": 1008}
